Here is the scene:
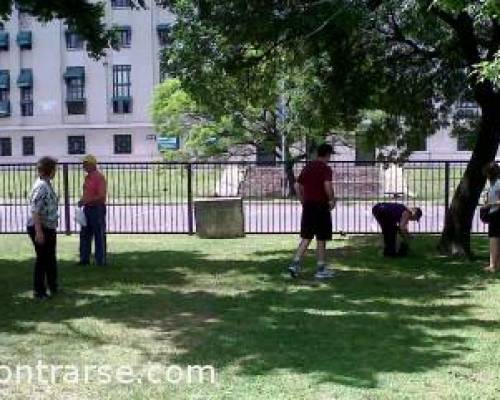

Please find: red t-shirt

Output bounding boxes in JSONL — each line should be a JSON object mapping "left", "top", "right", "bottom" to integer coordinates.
{"left": 83, "top": 170, "right": 107, "bottom": 205}
{"left": 297, "top": 160, "right": 333, "bottom": 204}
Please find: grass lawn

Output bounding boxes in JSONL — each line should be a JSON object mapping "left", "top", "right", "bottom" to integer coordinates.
{"left": 0, "top": 166, "right": 220, "bottom": 203}
{"left": 0, "top": 235, "right": 499, "bottom": 399}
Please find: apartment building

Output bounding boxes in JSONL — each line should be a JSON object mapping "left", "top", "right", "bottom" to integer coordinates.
{"left": 0, "top": 0, "right": 174, "bottom": 163}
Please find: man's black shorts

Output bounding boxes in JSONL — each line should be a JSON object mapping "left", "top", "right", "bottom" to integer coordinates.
{"left": 300, "top": 202, "right": 332, "bottom": 241}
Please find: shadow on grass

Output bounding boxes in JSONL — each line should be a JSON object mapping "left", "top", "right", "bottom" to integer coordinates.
{"left": 0, "top": 235, "right": 498, "bottom": 389}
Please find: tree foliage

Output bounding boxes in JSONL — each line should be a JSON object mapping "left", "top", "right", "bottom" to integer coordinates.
{"left": 158, "top": 0, "right": 500, "bottom": 254}
{"left": 154, "top": 54, "right": 330, "bottom": 160}
{"left": 161, "top": 0, "right": 498, "bottom": 143}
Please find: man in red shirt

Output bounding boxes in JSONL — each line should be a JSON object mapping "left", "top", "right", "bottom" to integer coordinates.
{"left": 289, "top": 143, "right": 336, "bottom": 279}
{"left": 78, "top": 154, "right": 107, "bottom": 266}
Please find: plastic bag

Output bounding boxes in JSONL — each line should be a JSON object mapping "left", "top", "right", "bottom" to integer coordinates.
{"left": 75, "top": 207, "right": 87, "bottom": 227}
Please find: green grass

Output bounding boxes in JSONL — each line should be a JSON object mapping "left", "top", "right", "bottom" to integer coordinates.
{"left": 0, "top": 235, "right": 500, "bottom": 399}
{"left": 403, "top": 166, "right": 476, "bottom": 201}
{"left": 0, "top": 166, "right": 220, "bottom": 202}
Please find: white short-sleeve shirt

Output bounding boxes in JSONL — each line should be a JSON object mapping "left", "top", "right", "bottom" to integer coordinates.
{"left": 488, "top": 179, "right": 500, "bottom": 214}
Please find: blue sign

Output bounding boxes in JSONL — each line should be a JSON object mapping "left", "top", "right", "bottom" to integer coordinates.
{"left": 157, "top": 137, "right": 180, "bottom": 151}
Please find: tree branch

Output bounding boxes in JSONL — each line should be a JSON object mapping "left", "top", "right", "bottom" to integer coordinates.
{"left": 387, "top": 12, "right": 438, "bottom": 57}
{"left": 428, "top": 4, "right": 481, "bottom": 67}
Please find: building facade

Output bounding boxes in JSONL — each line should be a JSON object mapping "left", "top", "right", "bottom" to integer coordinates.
{"left": 332, "top": 127, "right": 477, "bottom": 163}
{"left": 0, "top": 0, "right": 173, "bottom": 163}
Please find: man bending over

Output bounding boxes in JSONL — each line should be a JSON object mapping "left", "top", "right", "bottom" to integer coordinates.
{"left": 372, "top": 202, "right": 422, "bottom": 257}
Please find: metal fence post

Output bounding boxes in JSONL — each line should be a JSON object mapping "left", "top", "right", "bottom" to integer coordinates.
{"left": 187, "top": 163, "right": 194, "bottom": 235}
{"left": 444, "top": 161, "right": 450, "bottom": 215}
{"left": 63, "top": 164, "right": 71, "bottom": 235}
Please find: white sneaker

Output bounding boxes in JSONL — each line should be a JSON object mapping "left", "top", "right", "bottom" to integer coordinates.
{"left": 314, "top": 268, "right": 336, "bottom": 280}
{"left": 288, "top": 261, "right": 300, "bottom": 278}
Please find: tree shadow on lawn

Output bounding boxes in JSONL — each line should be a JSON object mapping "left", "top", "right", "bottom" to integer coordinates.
{"left": 0, "top": 236, "right": 498, "bottom": 389}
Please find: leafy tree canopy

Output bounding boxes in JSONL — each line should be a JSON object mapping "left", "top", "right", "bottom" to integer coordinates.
{"left": 161, "top": 0, "right": 499, "bottom": 146}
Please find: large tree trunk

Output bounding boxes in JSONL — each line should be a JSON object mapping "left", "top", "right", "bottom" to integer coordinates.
{"left": 439, "top": 94, "right": 500, "bottom": 256}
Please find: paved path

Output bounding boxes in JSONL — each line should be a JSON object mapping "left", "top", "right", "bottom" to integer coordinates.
{"left": 0, "top": 201, "right": 487, "bottom": 234}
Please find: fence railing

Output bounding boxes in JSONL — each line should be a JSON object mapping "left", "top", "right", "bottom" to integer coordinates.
{"left": 0, "top": 160, "right": 486, "bottom": 234}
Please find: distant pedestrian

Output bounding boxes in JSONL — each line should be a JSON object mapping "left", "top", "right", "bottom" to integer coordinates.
{"left": 372, "top": 202, "right": 422, "bottom": 257}
{"left": 288, "top": 143, "right": 336, "bottom": 279}
{"left": 27, "top": 157, "right": 59, "bottom": 300}
{"left": 78, "top": 155, "right": 107, "bottom": 266}
{"left": 483, "top": 162, "right": 500, "bottom": 273}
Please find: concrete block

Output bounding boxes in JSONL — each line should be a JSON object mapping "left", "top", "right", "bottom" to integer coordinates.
{"left": 194, "top": 197, "right": 245, "bottom": 239}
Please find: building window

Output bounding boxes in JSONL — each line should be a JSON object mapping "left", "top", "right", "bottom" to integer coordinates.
{"left": 0, "top": 90, "right": 10, "bottom": 118}
{"left": 64, "top": 67, "right": 86, "bottom": 115}
{"left": 114, "top": 26, "right": 131, "bottom": 48}
{"left": 68, "top": 136, "right": 86, "bottom": 155}
{"left": 113, "top": 65, "right": 131, "bottom": 97}
{"left": 65, "top": 31, "right": 84, "bottom": 50}
{"left": 17, "top": 68, "right": 33, "bottom": 116}
{"left": 67, "top": 77, "right": 85, "bottom": 101}
{"left": 0, "top": 71, "right": 10, "bottom": 117}
{"left": 112, "top": 65, "right": 132, "bottom": 114}
{"left": 111, "top": 0, "right": 131, "bottom": 8}
{"left": 16, "top": 30, "right": 32, "bottom": 50}
{"left": 20, "top": 87, "right": 33, "bottom": 116}
{"left": 0, "top": 30, "right": 9, "bottom": 51}
{"left": 157, "top": 24, "right": 171, "bottom": 47}
{"left": 22, "top": 136, "right": 34, "bottom": 156}
{"left": 0, "top": 137, "right": 12, "bottom": 156}
{"left": 0, "top": 88, "right": 9, "bottom": 101}
{"left": 114, "top": 134, "right": 132, "bottom": 154}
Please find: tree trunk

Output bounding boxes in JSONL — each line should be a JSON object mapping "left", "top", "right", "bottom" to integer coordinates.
{"left": 305, "top": 136, "right": 318, "bottom": 161}
{"left": 439, "top": 96, "right": 500, "bottom": 256}
{"left": 285, "top": 158, "right": 296, "bottom": 197}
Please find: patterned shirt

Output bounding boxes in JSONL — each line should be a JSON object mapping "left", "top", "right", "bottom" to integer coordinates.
{"left": 488, "top": 179, "right": 500, "bottom": 214}
{"left": 27, "top": 178, "right": 59, "bottom": 229}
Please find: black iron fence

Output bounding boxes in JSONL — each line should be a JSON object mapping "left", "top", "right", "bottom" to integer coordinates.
{"left": 0, "top": 161, "right": 487, "bottom": 234}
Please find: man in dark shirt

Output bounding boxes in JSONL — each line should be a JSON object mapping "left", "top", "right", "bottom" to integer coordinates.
{"left": 372, "top": 202, "right": 422, "bottom": 257}
{"left": 288, "top": 143, "right": 336, "bottom": 279}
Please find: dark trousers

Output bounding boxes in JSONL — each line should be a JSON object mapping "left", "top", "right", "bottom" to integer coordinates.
{"left": 27, "top": 226, "right": 58, "bottom": 297}
{"left": 80, "top": 204, "right": 107, "bottom": 265}
{"left": 373, "top": 208, "right": 398, "bottom": 257}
